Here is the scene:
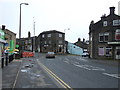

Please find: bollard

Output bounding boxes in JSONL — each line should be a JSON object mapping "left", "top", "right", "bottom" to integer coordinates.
{"left": 9, "top": 55, "right": 11, "bottom": 63}
{"left": 1, "top": 57, "right": 4, "bottom": 68}
{"left": 5, "top": 56, "right": 8, "bottom": 66}
{"left": 11, "top": 55, "right": 13, "bottom": 61}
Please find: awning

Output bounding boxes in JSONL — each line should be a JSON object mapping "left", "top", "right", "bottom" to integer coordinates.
{"left": 0, "top": 38, "right": 6, "bottom": 43}
{"left": 108, "top": 42, "right": 120, "bottom": 45}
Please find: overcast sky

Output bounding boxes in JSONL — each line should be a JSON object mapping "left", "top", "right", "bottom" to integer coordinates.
{"left": 0, "top": 0, "right": 120, "bottom": 43}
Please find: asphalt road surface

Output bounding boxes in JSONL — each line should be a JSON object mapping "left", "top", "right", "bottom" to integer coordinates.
{"left": 35, "top": 53, "right": 119, "bottom": 88}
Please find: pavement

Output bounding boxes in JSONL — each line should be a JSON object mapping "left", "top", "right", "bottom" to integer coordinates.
{"left": 2, "top": 57, "right": 58, "bottom": 89}
{"left": 2, "top": 59, "right": 22, "bottom": 89}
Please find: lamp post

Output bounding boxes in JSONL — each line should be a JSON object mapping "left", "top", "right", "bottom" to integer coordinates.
{"left": 19, "top": 3, "right": 29, "bottom": 39}
{"left": 33, "top": 17, "right": 35, "bottom": 53}
{"left": 64, "top": 28, "right": 70, "bottom": 53}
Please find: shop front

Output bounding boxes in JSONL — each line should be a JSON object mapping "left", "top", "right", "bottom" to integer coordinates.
{"left": 108, "top": 42, "right": 120, "bottom": 60}
{"left": 0, "top": 29, "right": 6, "bottom": 57}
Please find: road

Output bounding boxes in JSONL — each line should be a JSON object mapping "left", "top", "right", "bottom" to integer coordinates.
{"left": 35, "top": 53, "right": 119, "bottom": 88}
{"left": 8, "top": 53, "right": 119, "bottom": 89}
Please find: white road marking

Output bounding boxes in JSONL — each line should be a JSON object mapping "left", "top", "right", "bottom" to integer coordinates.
{"left": 73, "top": 64, "right": 105, "bottom": 71}
{"left": 74, "top": 64, "right": 91, "bottom": 70}
{"left": 65, "top": 58, "right": 69, "bottom": 61}
{"left": 76, "top": 57, "right": 88, "bottom": 62}
{"left": 74, "top": 62, "right": 79, "bottom": 64}
{"left": 63, "top": 61, "right": 69, "bottom": 64}
{"left": 103, "top": 73, "right": 120, "bottom": 79}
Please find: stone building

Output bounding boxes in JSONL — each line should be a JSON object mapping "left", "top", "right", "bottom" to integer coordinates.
{"left": 16, "top": 32, "right": 37, "bottom": 52}
{"left": 89, "top": 7, "right": 120, "bottom": 60}
{"left": 74, "top": 38, "right": 89, "bottom": 53}
{"left": 37, "top": 30, "right": 65, "bottom": 53}
{"left": 1, "top": 25, "right": 16, "bottom": 53}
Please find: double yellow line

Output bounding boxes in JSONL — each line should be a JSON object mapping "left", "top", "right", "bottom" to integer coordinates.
{"left": 37, "top": 60, "right": 73, "bottom": 90}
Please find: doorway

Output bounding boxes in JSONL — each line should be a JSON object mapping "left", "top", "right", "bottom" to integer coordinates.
{"left": 115, "top": 47, "right": 120, "bottom": 60}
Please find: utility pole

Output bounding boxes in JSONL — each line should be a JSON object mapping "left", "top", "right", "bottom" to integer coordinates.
{"left": 33, "top": 17, "right": 35, "bottom": 53}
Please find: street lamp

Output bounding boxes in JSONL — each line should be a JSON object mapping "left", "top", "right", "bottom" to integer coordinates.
{"left": 19, "top": 3, "right": 29, "bottom": 39}
{"left": 64, "top": 28, "right": 70, "bottom": 53}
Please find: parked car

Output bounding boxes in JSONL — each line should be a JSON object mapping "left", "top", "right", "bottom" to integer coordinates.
{"left": 13, "top": 49, "right": 19, "bottom": 54}
{"left": 46, "top": 52, "right": 55, "bottom": 58}
{"left": 82, "top": 52, "right": 89, "bottom": 57}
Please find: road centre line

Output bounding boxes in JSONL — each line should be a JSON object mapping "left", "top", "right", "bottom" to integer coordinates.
{"left": 103, "top": 73, "right": 120, "bottom": 79}
{"left": 36, "top": 59, "right": 73, "bottom": 90}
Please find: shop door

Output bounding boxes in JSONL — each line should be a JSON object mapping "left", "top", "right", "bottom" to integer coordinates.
{"left": 115, "top": 47, "right": 120, "bottom": 60}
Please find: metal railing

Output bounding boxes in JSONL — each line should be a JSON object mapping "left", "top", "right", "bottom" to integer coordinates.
{"left": 0, "top": 54, "right": 14, "bottom": 68}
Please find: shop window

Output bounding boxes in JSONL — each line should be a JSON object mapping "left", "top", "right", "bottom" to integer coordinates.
{"left": 98, "top": 47, "right": 104, "bottom": 56}
{"left": 116, "top": 48, "right": 120, "bottom": 55}
{"left": 106, "top": 47, "right": 112, "bottom": 56}
{"left": 115, "top": 29, "right": 120, "bottom": 40}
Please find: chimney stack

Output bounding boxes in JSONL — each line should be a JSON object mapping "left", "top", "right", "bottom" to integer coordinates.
{"left": 78, "top": 38, "right": 81, "bottom": 42}
{"left": 83, "top": 38, "right": 85, "bottom": 42}
{"left": 28, "top": 31, "right": 31, "bottom": 38}
{"left": 2, "top": 25, "right": 5, "bottom": 30}
{"left": 109, "top": 7, "right": 115, "bottom": 15}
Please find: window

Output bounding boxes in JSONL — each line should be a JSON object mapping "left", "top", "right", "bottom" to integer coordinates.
{"left": 99, "top": 33, "right": 104, "bottom": 42}
{"left": 103, "top": 21, "right": 107, "bottom": 26}
{"left": 99, "top": 32, "right": 109, "bottom": 42}
{"left": 25, "top": 40, "right": 28, "bottom": 44}
{"left": 49, "top": 40, "right": 51, "bottom": 44}
{"left": 44, "top": 41, "right": 46, "bottom": 44}
{"left": 113, "top": 20, "right": 120, "bottom": 26}
{"left": 42, "top": 34, "right": 45, "bottom": 38}
{"left": 29, "top": 39, "right": 31, "bottom": 43}
{"left": 59, "top": 40, "right": 62, "bottom": 44}
{"left": 98, "top": 47, "right": 104, "bottom": 56}
{"left": 104, "top": 33, "right": 109, "bottom": 42}
{"left": 59, "top": 34, "right": 62, "bottom": 37}
{"left": 115, "top": 29, "right": 120, "bottom": 40}
{"left": 106, "top": 47, "right": 112, "bottom": 56}
{"left": 48, "top": 34, "right": 51, "bottom": 37}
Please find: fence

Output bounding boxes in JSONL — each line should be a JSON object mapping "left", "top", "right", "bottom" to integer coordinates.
{"left": 0, "top": 54, "right": 14, "bottom": 68}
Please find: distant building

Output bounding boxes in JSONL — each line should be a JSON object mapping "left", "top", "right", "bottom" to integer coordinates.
{"left": 16, "top": 32, "right": 37, "bottom": 52}
{"left": 4, "top": 28, "right": 16, "bottom": 50}
{"left": 37, "top": 30, "right": 65, "bottom": 53}
{"left": 0, "top": 25, "right": 6, "bottom": 57}
{"left": 74, "top": 38, "right": 89, "bottom": 53}
{"left": 67, "top": 42, "right": 83, "bottom": 55}
{"left": 1, "top": 25, "right": 16, "bottom": 54}
{"left": 89, "top": 7, "right": 120, "bottom": 60}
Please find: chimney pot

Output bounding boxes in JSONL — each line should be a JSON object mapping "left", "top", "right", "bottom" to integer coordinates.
{"left": 109, "top": 7, "right": 115, "bottom": 15}
{"left": 28, "top": 31, "right": 31, "bottom": 38}
{"left": 78, "top": 38, "right": 81, "bottom": 42}
{"left": 2, "top": 25, "right": 5, "bottom": 30}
